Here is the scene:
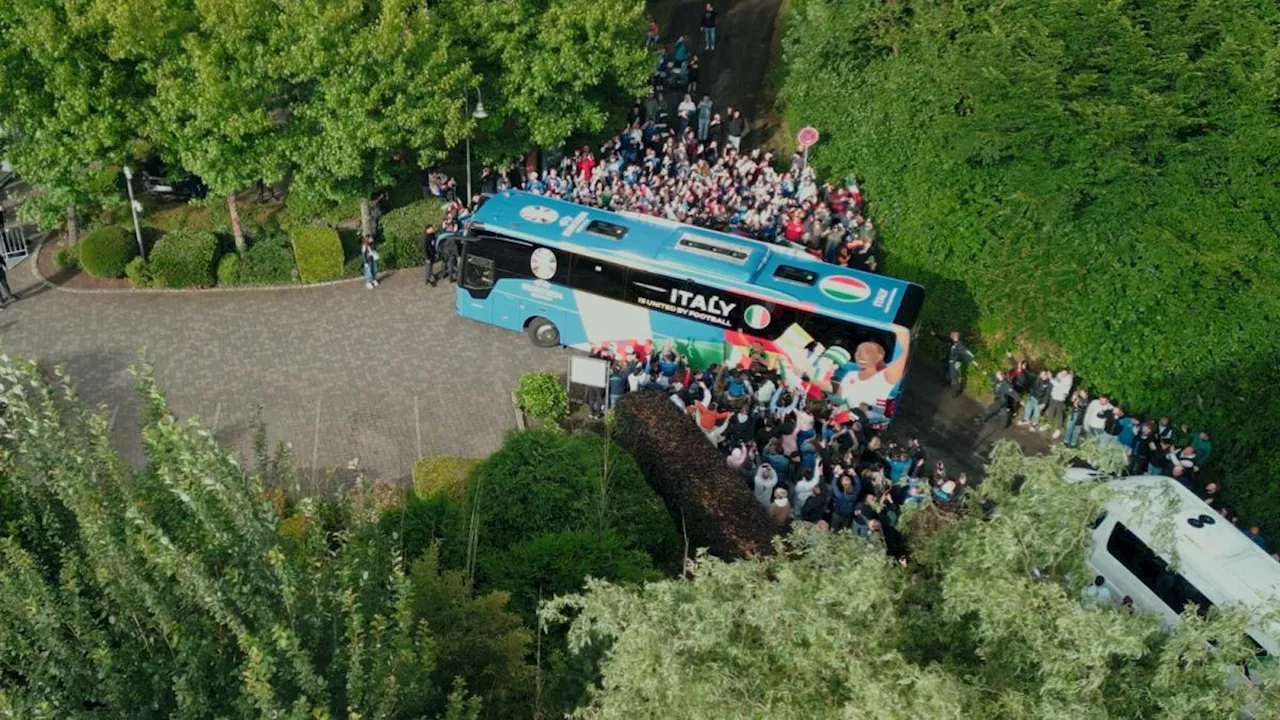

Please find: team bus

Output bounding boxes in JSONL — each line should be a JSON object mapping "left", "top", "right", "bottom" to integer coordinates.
{"left": 454, "top": 191, "right": 926, "bottom": 419}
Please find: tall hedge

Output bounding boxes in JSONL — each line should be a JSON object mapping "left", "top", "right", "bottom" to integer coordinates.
{"left": 612, "top": 392, "right": 776, "bottom": 560}
{"left": 782, "top": 0, "right": 1280, "bottom": 533}
{"left": 466, "top": 428, "right": 680, "bottom": 569}
{"left": 289, "top": 226, "right": 344, "bottom": 283}
{"left": 149, "top": 229, "right": 219, "bottom": 288}
{"left": 379, "top": 200, "right": 443, "bottom": 269}
{"left": 77, "top": 225, "right": 137, "bottom": 278}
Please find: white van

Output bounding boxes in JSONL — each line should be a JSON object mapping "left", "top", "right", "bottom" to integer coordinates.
{"left": 1083, "top": 474, "right": 1280, "bottom": 677}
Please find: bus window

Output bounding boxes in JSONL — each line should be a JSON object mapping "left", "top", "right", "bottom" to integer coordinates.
{"left": 570, "top": 256, "right": 627, "bottom": 301}
{"left": 627, "top": 268, "right": 680, "bottom": 305}
{"left": 585, "top": 220, "right": 628, "bottom": 240}
{"left": 462, "top": 254, "right": 495, "bottom": 290}
{"left": 801, "top": 315, "right": 895, "bottom": 358}
{"left": 774, "top": 265, "right": 817, "bottom": 286}
{"left": 493, "top": 242, "right": 533, "bottom": 278}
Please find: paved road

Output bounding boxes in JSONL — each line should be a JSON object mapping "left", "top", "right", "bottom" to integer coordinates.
{"left": 1, "top": 255, "right": 563, "bottom": 490}
{"left": 2, "top": 244, "right": 1043, "bottom": 489}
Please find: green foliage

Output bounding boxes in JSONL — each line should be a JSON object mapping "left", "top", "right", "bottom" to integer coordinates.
{"left": 544, "top": 442, "right": 1280, "bottom": 719}
{"left": 379, "top": 199, "right": 445, "bottom": 269}
{"left": 413, "top": 455, "right": 480, "bottom": 501}
{"left": 514, "top": 371, "right": 569, "bottom": 426}
{"left": 54, "top": 245, "right": 79, "bottom": 271}
{"left": 480, "top": 529, "right": 656, "bottom": 621}
{"left": 219, "top": 233, "right": 298, "bottom": 287}
{"left": 467, "top": 428, "right": 679, "bottom": 568}
{"left": 379, "top": 493, "right": 470, "bottom": 570}
{"left": 148, "top": 229, "right": 219, "bottom": 288}
{"left": 289, "top": 226, "right": 344, "bottom": 283}
{"left": 781, "top": 0, "right": 1280, "bottom": 534}
{"left": 124, "top": 256, "right": 151, "bottom": 288}
{"left": 77, "top": 225, "right": 137, "bottom": 278}
{"left": 215, "top": 251, "right": 240, "bottom": 286}
{"left": 0, "top": 355, "right": 530, "bottom": 716}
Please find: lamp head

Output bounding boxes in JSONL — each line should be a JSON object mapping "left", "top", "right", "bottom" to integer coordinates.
{"left": 472, "top": 101, "right": 488, "bottom": 120}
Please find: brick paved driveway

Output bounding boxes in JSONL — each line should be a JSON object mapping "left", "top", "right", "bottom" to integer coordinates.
{"left": 1, "top": 257, "right": 563, "bottom": 488}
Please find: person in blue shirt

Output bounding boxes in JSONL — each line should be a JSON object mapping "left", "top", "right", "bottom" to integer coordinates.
{"left": 656, "top": 351, "right": 680, "bottom": 378}
{"left": 607, "top": 361, "right": 628, "bottom": 409}
{"left": 725, "top": 369, "right": 748, "bottom": 400}
{"left": 829, "top": 474, "right": 862, "bottom": 530}
{"left": 887, "top": 448, "right": 912, "bottom": 482}
{"left": 1115, "top": 414, "right": 1141, "bottom": 451}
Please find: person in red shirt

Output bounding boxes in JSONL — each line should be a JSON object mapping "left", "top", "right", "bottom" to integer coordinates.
{"left": 576, "top": 145, "right": 596, "bottom": 182}
{"left": 784, "top": 213, "right": 805, "bottom": 243}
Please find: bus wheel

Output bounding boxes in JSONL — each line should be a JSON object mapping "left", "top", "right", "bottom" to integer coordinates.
{"left": 527, "top": 317, "right": 560, "bottom": 348}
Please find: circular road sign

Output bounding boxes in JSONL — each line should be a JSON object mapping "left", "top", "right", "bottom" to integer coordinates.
{"left": 797, "top": 126, "right": 820, "bottom": 149}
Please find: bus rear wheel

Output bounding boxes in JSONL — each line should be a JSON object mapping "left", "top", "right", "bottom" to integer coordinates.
{"left": 527, "top": 317, "right": 560, "bottom": 348}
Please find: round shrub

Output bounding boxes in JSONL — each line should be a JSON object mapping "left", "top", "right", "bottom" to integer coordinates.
{"left": 465, "top": 428, "right": 679, "bottom": 567}
{"left": 149, "top": 229, "right": 219, "bottom": 288}
{"left": 78, "top": 225, "right": 138, "bottom": 278}
{"left": 238, "top": 234, "right": 296, "bottom": 285}
{"left": 379, "top": 200, "right": 444, "bottom": 269}
{"left": 514, "top": 371, "right": 569, "bottom": 426}
{"left": 289, "top": 226, "right": 343, "bottom": 283}
{"left": 124, "top": 256, "right": 151, "bottom": 288}
{"left": 216, "top": 252, "right": 241, "bottom": 286}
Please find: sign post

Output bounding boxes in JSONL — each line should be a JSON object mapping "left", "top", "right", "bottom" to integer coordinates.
{"left": 797, "top": 126, "right": 820, "bottom": 170}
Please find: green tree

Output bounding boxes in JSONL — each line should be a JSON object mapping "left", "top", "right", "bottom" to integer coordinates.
{"left": 544, "top": 442, "right": 1280, "bottom": 719}
{"left": 277, "top": 0, "right": 474, "bottom": 237}
{"left": 781, "top": 0, "right": 1280, "bottom": 534}
{"left": 437, "top": 0, "right": 651, "bottom": 161}
{"left": 0, "top": 355, "right": 530, "bottom": 718}
{"left": 0, "top": 0, "right": 141, "bottom": 243}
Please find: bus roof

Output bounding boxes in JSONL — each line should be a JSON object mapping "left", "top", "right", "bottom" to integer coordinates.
{"left": 469, "top": 190, "right": 924, "bottom": 329}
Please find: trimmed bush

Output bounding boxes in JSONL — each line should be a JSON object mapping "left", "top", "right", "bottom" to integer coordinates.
{"left": 466, "top": 428, "right": 680, "bottom": 568}
{"left": 78, "top": 225, "right": 137, "bottom": 278}
{"left": 54, "top": 245, "right": 79, "bottom": 271}
{"left": 289, "top": 226, "right": 343, "bottom": 283}
{"left": 613, "top": 391, "right": 776, "bottom": 560}
{"left": 149, "top": 229, "right": 219, "bottom": 288}
{"left": 219, "top": 233, "right": 296, "bottom": 287}
{"left": 216, "top": 252, "right": 241, "bottom": 286}
{"left": 124, "top": 256, "right": 151, "bottom": 288}
{"left": 413, "top": 456, "right": 480, "bottom": 501}
{"left": 379, "top": 200, "right": 444, "bottom": 269}
{"left": 514, "top": 371, "right": 569, "bottom": 427}
{"left": 376, "top": 493, "right": 469, "bottom": 569}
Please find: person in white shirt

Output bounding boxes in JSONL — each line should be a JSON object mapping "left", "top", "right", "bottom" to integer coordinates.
{"left": 753, "top": 464, "right": 778, "bottom": 508}
{"left": 1081, "top": 575, "right": 1114, "bottom": 608}
{"left": 1083, "top": 395, "right": 1110, "bottom": 437}
{"left": 791, "top": 459, "right": 822, "bottom": 518}
{"left": 1045, "top": 369, "right": 1074, "bottom": 438}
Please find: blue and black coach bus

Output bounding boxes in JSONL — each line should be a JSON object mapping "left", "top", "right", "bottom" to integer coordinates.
{"left": 454, "top": 191, "right": 925, "bottom": 418}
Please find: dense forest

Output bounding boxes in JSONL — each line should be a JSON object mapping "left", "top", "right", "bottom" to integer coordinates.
{"left": 781, "top": 0, "right": 1280, "bottom": 531}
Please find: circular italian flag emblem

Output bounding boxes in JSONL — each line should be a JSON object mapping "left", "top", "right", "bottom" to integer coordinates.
{"left": 744, "top": 304, "right": 771, "bottom": 330}
{"left": 819, "top": 275, "right": 871, "bottom": 303}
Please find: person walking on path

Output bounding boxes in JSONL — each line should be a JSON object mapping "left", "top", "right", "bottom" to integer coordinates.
{"left": 0, "top": 259, "right": 13, "bottom": 306}
{"left": 1045, "top": 369, "right": 1074, "bottom": 438}
{"left": 360, "top": 235, "right": 380, "bottom": 289}
{"left": 979, "top": 371, "right": 1020, "bottom": 428}
{"left": 726, "top": 108, "right": 745, "bottom": 151}
{"left": 422, "top": 223, "right": 439, "bottom": 286}
{"left": 697, "top": 95, "right": 714, "bottom": 142}
{"left": 700, "top": 3, "right": 717, "bottom": 51}
{"left": 941, "top": 330, "right": 978, "bottom": 396}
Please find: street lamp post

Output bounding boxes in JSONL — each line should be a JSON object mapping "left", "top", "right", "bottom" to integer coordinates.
{"left": 121, "top": 165, "right": 146, "bottom": 260}
{"left": 463, "top": 87, "right": 488, "bottom": 207}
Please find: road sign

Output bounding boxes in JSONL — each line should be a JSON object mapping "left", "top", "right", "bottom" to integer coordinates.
{"left": 797, "top": 126, "right": 820, "bottom": 149}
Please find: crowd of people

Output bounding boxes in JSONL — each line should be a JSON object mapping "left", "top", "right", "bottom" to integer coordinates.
{"left": 597, "top": 339, "right": 981, "bottom": 561}
{"left": 944, "top": 332, "right": 1261, "bottom": 552}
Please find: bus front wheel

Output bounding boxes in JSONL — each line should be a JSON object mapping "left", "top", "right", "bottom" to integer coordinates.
{"left": 527, "top": 317, "right": 560, "bottom": 348}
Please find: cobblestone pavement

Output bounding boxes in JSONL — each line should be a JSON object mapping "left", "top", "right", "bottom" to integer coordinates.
{"left": 1, "top": 254, "right": 563, "bottom": 487}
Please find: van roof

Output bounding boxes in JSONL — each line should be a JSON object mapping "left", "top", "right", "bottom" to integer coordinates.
{"left": 1104, "top": 476, "right": 1280, "bottom": 628}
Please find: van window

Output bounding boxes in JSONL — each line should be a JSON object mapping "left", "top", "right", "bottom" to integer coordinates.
{"left": 1106, "top": 523, "right": 1215, "bottom": 617}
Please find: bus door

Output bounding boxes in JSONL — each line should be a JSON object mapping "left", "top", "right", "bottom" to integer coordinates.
{"left": 457, "top": 238, "right": 496, "bottom": 323}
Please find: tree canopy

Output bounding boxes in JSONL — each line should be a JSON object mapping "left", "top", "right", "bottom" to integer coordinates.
{"left": 0, "top": 356, "right": 533, "bottom": 718}
{"left": 544, "top": 441, "right": 1280, "bottom": 719}
{"left": 780, "top": 0, "right": 1280, "bottom": 532}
